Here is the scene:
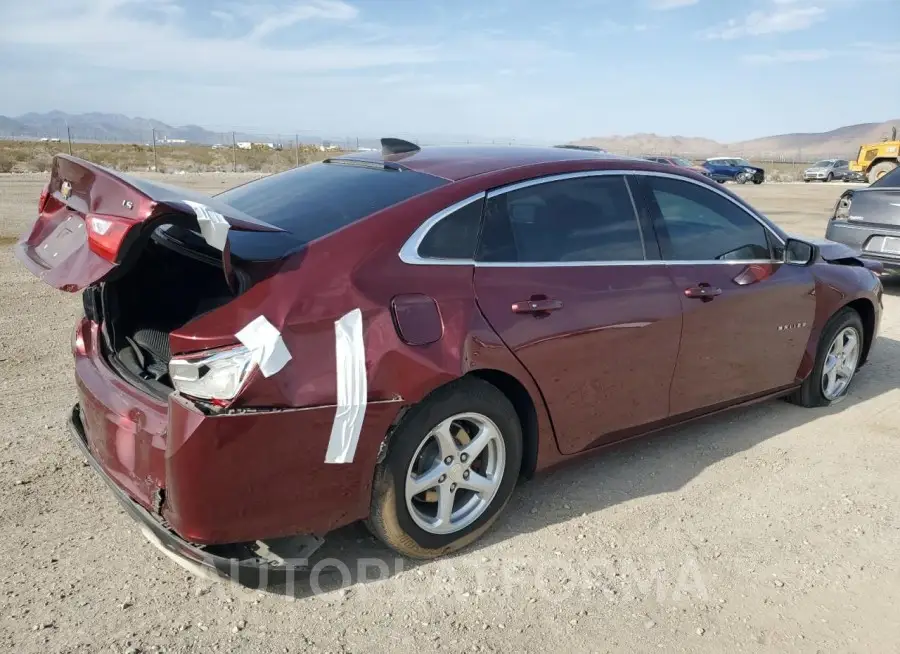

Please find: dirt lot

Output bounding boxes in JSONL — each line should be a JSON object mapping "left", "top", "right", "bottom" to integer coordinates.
{"left": 1, "top": 173, "right": 898, "bottom": 654}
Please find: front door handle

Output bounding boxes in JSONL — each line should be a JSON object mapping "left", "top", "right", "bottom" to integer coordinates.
{"left": 684, "top": 284, "right": 722, "bottom": 300}
{"left": 511, "top": 298, "right": 564, "bottom": 314}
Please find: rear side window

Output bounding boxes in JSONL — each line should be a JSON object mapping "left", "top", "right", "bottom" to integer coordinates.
{"left": 418, "top": 199, "right": 484, "bottom": 260}
{"left": 478, "top": 175, "right": 645, "bottom": 263}
{"left": 217, "top": 161, "right": 446, "bottom": 244}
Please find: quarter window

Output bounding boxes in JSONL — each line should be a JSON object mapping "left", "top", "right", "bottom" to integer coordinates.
{"left": 418, "top": 198, "right": 484, "bottom": 260}
{"left": 478, "top": 175, "right": 645, "bottom": 263}
{"left": 645, "top": 176, "right": 772, "bottom": 261}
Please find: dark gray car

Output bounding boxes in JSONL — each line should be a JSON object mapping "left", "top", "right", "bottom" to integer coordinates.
{"left": 825, "top": 166, "right": 900, "bottom": 271}
{"left": 804, "top": 159, "right": 850, "bottom": 182}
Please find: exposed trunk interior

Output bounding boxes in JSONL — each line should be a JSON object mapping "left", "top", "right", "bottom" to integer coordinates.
{"left": 98, "top": 227, "right": 240, "bottom": 397}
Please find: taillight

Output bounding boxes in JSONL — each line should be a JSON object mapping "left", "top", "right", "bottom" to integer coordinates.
{"left": 833, "top": 193, "right": 852, "bottom": 221}
{"left": 85, "top": 213, "right": 137, "bottom": 262}
{"left": 169, "top": 345, "right": 255, "bottom": 402}
{"left": 38, "top": 183, "right": 50, "bottom": 213}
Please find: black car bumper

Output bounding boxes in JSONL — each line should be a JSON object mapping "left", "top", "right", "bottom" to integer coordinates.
{"left": 68, "top": 404, "right": 322, "bottom": 588}
{"left": 824, "top": 222, "right": 900, "bottom": 271}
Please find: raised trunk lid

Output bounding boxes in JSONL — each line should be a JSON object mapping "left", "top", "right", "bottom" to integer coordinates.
{"left": 15, "top": 155, "right": 284, "bottom": 292}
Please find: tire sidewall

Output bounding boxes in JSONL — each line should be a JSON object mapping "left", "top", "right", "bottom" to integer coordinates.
{"left": 806, "top": 309, "right": 864, "bottom": 406}
{"left": 379, "top": 380, "right": 523, "bottom": 551}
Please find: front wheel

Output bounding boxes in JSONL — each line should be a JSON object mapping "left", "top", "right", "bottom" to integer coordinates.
{"left": 368, "top": 378, "right": 523, "bottom": 559}
{"left": 826, "top": 173, "right": 833, "bottom": 182}
{"left": 787, "top": 308, "right": 864, "bottom": 407}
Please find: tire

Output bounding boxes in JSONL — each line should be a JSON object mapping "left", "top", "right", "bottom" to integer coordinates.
{"left": 735, "top": 173, "right": 749, "bottom": 184}
{"left": 804, "top": 178, "right": 811, "bottom": 183}
{"left": 367, "top": 377, "right": 523, "bottom": 559}
{"left": 753, "top": 178, "right": 763, "bottom": 185}
{"left": 826, "top": 172, "right": 833, "bottom": 182}
{"left": 787, "top": 307, "right": 864, "bottom": 408}
{"left": 868, "top": 161, "right": 898, "bottom": 184}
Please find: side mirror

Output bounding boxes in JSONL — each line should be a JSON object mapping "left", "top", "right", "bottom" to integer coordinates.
{"left": 784, "top": 238, "right": 818, "bottom": 266}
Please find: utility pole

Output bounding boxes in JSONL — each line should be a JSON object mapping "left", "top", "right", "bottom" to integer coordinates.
{"left": 232, "top": 132, "right": 237, "bottom": 172}
{"left": 151, "top": 128, "right": 158, "bottom": 171}
{"left": 66, "top": 123, "right": 73, "bottom": 155}
{"left": 295, "top": 135, "right": 300, "bottom": 167}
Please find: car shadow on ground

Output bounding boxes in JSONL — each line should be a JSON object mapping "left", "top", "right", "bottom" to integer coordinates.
{"left": 251, "top": 330, "right": 900, "bottom": 601}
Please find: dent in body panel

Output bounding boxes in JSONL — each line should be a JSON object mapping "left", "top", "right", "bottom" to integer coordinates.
{"left": 795, "top": 263, "right": 882, "bottom": 380}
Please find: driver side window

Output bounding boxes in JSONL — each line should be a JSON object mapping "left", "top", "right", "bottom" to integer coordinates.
{"left": 645, "top": 176, "right": 773, "bottom": 261}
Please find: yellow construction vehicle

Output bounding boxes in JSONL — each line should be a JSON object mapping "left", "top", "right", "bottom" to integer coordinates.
{"left": 849, "top": 126, "right": 899, "bottom": 183}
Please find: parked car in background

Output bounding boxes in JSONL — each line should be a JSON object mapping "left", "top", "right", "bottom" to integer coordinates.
{"left": 702, "top": 157, "right": 766, "bottom": 184}
{"left": 826, "top": 165, "right": 900, "bottom": 272}
{"left": 844, "top": 170, "right": 868, "bottom": 183}
{"left": 803, "top": 159, "right": 850, "bottom": 183}
{"left": 15, "top": 143, "right": 882, "bottom": 581}
{"left": 641, "top": 155, "right": 712, "bottom": 178}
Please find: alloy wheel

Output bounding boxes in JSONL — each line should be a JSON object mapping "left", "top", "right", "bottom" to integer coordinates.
{"left": 821, "top": 326, "right": 861, "bottom": 401}
{"left": 405, "top": 412, "right": 506, "bottom": 535}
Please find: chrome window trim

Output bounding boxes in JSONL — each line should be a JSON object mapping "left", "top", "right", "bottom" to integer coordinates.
{"left": 397, "top": 192, "right": 486, "bottom": 266}
{"left": 473, "top": 259, "right": 778, "bottom": 268}
{"left": 398, "top": 169, "right": 785, "bottom": 267}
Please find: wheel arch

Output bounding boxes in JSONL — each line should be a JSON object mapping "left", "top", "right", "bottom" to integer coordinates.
{"left": 465, "top": 369, "right": 540, "bottom": 479}
{"left": 845, "top": 297, "right": 876, "bottom": 366}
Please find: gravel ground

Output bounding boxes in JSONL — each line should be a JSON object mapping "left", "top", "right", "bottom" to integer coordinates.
{"left": 0, "top": 173, "right": 898, "bottom": 654}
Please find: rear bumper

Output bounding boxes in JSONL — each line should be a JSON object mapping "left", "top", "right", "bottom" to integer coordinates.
{"left": 824, "top": 222, "right": 900, "bottom": 271}
{"left": 68, "top": 404, "right": 283, "bottom": 586}
{"left": 72, "top": 318, "right": 405, "bottom": 547}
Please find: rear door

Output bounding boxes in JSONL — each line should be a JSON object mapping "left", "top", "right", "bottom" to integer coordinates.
{"left": 635, "top": 174, "right": 816, "bottom": 415}
{"left": 16, "top": 155, "right": 283, "bottom": 291}
{"left": 473, "top": 173, "right": 683, "bottom": 454}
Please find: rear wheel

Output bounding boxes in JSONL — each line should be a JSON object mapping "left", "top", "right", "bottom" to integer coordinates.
{"left": 868, "top": 161, "right": 898, "bottom": 184}
{"left": 787, "top": 308, "right": 863, "bottom": 407}
{"left": 368, "top": 378, "right": 522, "bottom": 559}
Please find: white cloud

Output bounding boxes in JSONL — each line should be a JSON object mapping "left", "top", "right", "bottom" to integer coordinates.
{"left": 650, "top": 0, "right": 699, "bottom": 9}
{"left": 741, "top": 49, "right": 830, "bottom": 64}
{"left": 704, "top": 6, "right": 826, "bottom": 39}
{"left": 246, "top": 0, "right": 358, "bottom": 40}
{"left": 0, "top": 0, "right": 569, "bottom": 77}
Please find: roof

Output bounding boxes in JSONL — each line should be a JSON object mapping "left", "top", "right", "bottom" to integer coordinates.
{"left": 333, "top": 145, "right": 628, "bottom": 182}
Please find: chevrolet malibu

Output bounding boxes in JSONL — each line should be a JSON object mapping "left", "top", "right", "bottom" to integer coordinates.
{"left": 17, "top": 142, "right": 883, "bottom": 580}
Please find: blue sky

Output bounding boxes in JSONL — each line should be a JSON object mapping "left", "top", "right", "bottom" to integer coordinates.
{"left": 1, "top": 0, "right": 898, "bottom": 142}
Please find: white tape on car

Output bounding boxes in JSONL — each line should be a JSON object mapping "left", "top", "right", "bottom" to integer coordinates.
{"left": 235, "top": 315, "right": 292, "bottom": 378}
{"left": 184, "top": 200, "right": 230, "bottom": 251}
{"left": 325, "top": 308, "right": 368, "bottom": 464}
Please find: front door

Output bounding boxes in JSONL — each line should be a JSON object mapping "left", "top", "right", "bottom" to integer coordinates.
{"left": 473, "top": 173, "right": 683, "bottom": 454}
{"left": 637, "top": 174, "right": 816, "bottom": 415}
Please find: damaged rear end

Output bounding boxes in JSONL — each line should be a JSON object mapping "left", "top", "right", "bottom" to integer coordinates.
{"left": 16, "top": 156, "right": 321, "bottom": 568}
{"left": 16, "top": 154, "right": 448, "bottom": 581}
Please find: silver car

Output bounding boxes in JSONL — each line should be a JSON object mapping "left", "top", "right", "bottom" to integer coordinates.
{"left": 803, "top": 159, "right": 850, "bottom": 182}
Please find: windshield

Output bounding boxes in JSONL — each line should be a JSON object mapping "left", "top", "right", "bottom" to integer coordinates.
{"left": 812, "top": 160, "right": 833, "bottom": 167}
{"left": 734, "top": 159, "right": 752, "bottom": 167}
{"left": 672, "top": 157, "right": 694, "bottom": 167}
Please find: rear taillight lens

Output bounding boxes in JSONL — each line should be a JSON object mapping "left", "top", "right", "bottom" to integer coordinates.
{"left": 38, "top": 183, "right": 50, "bottom": 213}
{"left": 169, "top": 345, "right": 255, "bottom": 402}
{"left": 833, "top": 194, "right": 852, "bottom": 221}
{"left": 85, "top": 214, "right": 137, "bottom": 262}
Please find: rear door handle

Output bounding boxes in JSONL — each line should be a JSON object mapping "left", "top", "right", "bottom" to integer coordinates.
{"left": 511, "top": 298, "right": 564, "bottom": 314}
{"left": 684, "top": 284, "right": 722, "bottom": 300}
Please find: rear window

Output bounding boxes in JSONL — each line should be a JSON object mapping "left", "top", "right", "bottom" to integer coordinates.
{"left": 870, "top": 166, "right": 900, "bottom": 188}
{"left": 217, "top": 161, "right": 447, "bottom": 243}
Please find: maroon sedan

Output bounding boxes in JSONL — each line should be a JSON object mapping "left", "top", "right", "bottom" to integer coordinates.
{"left": 17, "top": 141, "right": 883, "bottom": 579}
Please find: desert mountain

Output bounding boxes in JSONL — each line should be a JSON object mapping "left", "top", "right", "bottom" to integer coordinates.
{"left": 572, "top": 120, "right": 900, "bottom": 159}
